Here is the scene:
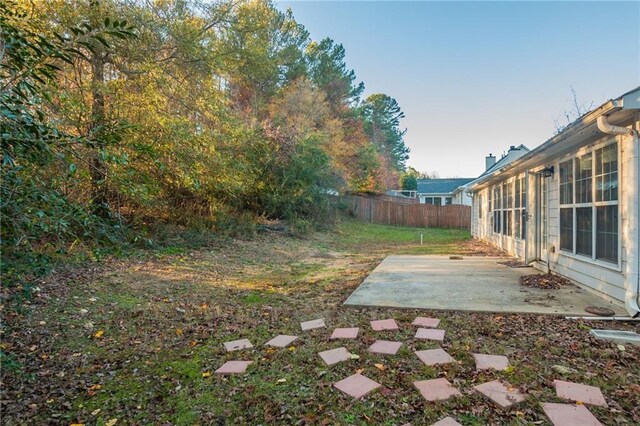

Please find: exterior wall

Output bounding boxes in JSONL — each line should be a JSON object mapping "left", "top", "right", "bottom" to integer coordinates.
{"left": 420, "top": 192, "right": 471, "bottom": 206}
{"left": 471, "top": 119, "right": 639, "bottom": 307}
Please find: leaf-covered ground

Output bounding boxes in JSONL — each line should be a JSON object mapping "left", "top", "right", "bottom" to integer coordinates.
{"left": 2, "top": 220, "right": 639, "bottom": 425}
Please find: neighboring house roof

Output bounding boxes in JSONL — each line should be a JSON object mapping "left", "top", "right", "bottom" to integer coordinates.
{"left": 479, "top": 144, "right": 530, "bottom": 179}
{"left": 417, "top": 178, "right": 475, "bottom": 195}
{"left": 467, "top": 86, "right": 640, "bottom": 192}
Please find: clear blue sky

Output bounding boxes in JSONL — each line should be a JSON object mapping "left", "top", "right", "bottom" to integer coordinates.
{"left": 276, "top": 1, "right": 640, "bottom": 178}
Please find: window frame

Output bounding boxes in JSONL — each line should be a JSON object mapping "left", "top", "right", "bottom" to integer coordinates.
{"left": 557, "top": 139, "right": 621, "bottom": 269}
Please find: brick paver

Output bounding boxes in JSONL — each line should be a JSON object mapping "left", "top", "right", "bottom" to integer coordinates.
{"left": 414, "top": 378, "right": 462, "bottom": 402}
{"left": 474, "top": 380, "right": 525, "bottom": 409}
{"left": 368, "top": 340, "right": 402, "bottom": 355}
{"left": 541, "top": 403, "right": 602, "bottom": 426}
{"left": 301, "top": 318, "right": 326, "bottom": 331}
{"left": 415, "top": 328, "right": 445, "bottom": 341}
{"left": 553, "top": 380, "right": 607, "bottom": 407}
{"left": 223, "top": 339, "right": 253, "bottom": 352}
{"left": 415, "top": 348, "right": 455, "bottom": 366}
{"left": 318, "top": 347, "right": 352, "bottom": 366}
{"left": 330, "top": 327, "right": 360, "bottom": 339}
{"left": 412, "top": 317, "right": 441, "bottom": 328}
{"left": 371, "top": 318, "right": 399, "bottom": 331}
{"left": 473, "top": 353, "right": 510, "bottom": 371}
{"left": 215, "top": 360, "right": 253, "bottom": 375}
{"left": 265, "top": 335, "right": 298, "bottom": 348}
{"left": 334, "top": 373, "right": 381, "bottom": 399}
{"left": 431, "top": 417, "right": 462, "bottom": 426}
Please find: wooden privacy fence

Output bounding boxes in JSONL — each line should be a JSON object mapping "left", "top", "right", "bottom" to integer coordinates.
{"left": 343, "top": 195, "right": 471, "bottom": 229}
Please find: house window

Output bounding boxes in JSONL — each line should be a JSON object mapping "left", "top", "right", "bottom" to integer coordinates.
{"left": 514, "top": 176, "right": 526, "bottom": 239}
{"left": 558, "top": 142, "right": 619, "bottom": 264}
{"left": 493, "top": 185, "right": 501, "bottom": 233}
{"left": 424, "top": 197, "right": 442, "bottom": 206}
{"left": 444, "top": 197, "right": 453, "bottom": 205}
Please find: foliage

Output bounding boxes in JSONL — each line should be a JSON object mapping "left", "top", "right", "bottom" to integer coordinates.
{"left": 1, "top": 0, "right": 410, "bottom": 290}
{"left": 399, "top": 170, "right": 418, "bottom": 191}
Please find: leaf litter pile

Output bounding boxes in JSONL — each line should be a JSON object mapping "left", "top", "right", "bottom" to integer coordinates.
{"left": 520, "top": 272, "right": 572, "bottom": 290}
{"left": 2, "top": 224, "right": 639, "bottom": 425}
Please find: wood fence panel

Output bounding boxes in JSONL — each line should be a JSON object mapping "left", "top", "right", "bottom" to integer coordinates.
{"left": 342, "top": 195, "right": 470, "bottom": 230}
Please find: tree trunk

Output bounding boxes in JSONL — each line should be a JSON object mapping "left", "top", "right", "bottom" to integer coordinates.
{"left": 89, "top": 1, "right": 109, "bottom": 218}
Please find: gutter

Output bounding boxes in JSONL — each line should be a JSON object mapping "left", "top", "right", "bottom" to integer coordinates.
{"left": 596, "top": 115, "right": 640, "bottom": 318}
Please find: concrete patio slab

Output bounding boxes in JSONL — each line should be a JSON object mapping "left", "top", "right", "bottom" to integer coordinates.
{"left": 371, "top": 318, "right": 399, "bottom": 331}
{"left": 542, "top": 403, "right": 602, "bottom": 426}
{"left": 368, "top": 340, "right": 402, "bottom": 355}
{"left": 215, "top": 360, "right": 253, "bottom": 375}
{"left": 265, "top": 335, "right": 298, "bottom": 348}
{"left": 414, "top": 378, "right": 461, "bottom": 402}
{"left": 334, "top": 373, "right": 381, "bottom": 399}
{"left": 412, "top": 317, "right": 441, "bottom": 328}
{"left": 318, "top": 347, "right": 351, "bottom": 366}
{"left": 474, "top": 380, "right": 525, "bottom": 409}
{"left": 473, "top": 353, "right": 510, "bottom": 371}
{"left": 431, "top": 417, "right": 462, "bottom": 426}
{"left": 223, "top": 339, "right": 253, "bottom": 352}
{"left": 301, "top": 318, "right": 326, "bottom": 331}
{"left": 415, "top": 328, "right": 445, "bottom": 341}
{"left": 330, "top": 327, "right": 360, "bottom": 339}
{"left": 554, "top": 379, "right": 608, "bottom": 407}
{"left": 344, "top": 256, "right": 623, "bottom": 315}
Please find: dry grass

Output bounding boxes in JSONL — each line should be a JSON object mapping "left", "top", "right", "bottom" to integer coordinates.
{"left": 1, "top": 220, "right": 638, "bottom": 425}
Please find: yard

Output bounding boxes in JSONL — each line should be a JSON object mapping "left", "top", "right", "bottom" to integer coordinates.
{"left": 2, "top": 220, "right": 639, "bottom": 425}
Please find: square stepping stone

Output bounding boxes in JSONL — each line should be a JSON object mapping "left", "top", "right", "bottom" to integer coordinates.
{"left": 414, "top": 378, "right": 462, "bottom": 402}
{"left": 214, "top": 360, "right": 253, "bottom": 375}
{"left": 265, "top": 335, "right": 298, "bottom": 348}
{"left": 318, "top": 347, "right": 352, "bottom": 366}
{"left": 553, "top": 380, "right": 608, "bottom": 407}
{"left": 431, "top": 417, "right": 462, "bottom": 426}
{"left": 223, "top": 339, "right": 253, "bottom": 352}
{"left": 542, "top": 403, "right": 602, "bottom": 426}
{"left": 415, "top": 328, "right": 446, "bottom": 341}
{"left": 368, "top": 340, "right": 402, "bottom": 355}
{"left": 370, "top": 318, "right": 399, "bottom": 331}
{"left": 415, "top": 348, "right": 455, "bottom": 366}
{"left": 301, "top": 318, "right": 326, "bottom": 331}
{"left": 334, "top": 373, "right": 381, "bottom": 399}
{"left": 413, "top": 317, "right": 441, "bottom": 328}
{"left": 473, "top": 353, "right": 510, "bottom": 371}
{"left": 474, "top": 380, "right": 525, "bottom": 409}
{"left": 330, "top": 327, "right": 359, "bottom": 339}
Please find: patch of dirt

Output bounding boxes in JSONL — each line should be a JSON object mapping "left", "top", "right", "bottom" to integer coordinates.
{"left": 520, "top": 273, "right": 572, "bottom": 290}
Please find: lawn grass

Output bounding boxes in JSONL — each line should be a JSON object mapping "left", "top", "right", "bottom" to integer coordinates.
{"left": 2, "top": 219, "right": 638, "bottom": 425}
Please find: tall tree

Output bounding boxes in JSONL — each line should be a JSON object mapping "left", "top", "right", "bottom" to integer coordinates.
{"left": 305, "top": 38, "right": 364, "bottom": 113}
{"left": 361, "top": 93, "right": 409, "bottom": 171}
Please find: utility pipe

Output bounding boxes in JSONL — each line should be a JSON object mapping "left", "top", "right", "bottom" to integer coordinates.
{"left": 596, "top": 115, "right": 640, "bottom": 317}
{"left": 565, "top": 316, "right": 640, "bottom": 321}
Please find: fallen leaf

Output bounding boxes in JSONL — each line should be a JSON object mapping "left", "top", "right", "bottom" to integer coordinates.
{"left": 277, "top": 378, "right": 286, "bottom": 383}
{"left": 105, "top": 419, "right": 118, "bottom": 426}
{"left": 91, "top": 409, "right": 101, "bottom": 416}
{"left": 374, "top": 363, "right": 385, "bottom": 371}
{"left": 94, "top": 330, "right": 104, "bottom": 338}
{"left": 175, "top": 329, "right": 183, "bottom": 335}
{"left": 288, "top": 346, "right": 296, "bottom": 351}
{"left": 202, "top": 372, "right": 211, "bottom": 378}
{"left": 350, "top": 354, "right": 360, "bottom": 359}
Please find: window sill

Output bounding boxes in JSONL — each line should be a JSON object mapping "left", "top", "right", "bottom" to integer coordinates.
{"left": 558, "top": 251, "right": 622, "bottom": 272}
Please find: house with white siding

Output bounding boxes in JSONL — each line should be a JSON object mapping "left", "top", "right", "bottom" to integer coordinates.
{"left": 417, "top": 178, "right": 475, "bottom": 205}
{"left": 466, "top": 87, "right": 640, "bottom": 317}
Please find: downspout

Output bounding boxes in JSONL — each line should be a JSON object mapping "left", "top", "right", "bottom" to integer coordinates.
{"left": 596, "top": 116, "right": 640, "bottom": 317}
